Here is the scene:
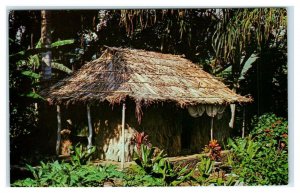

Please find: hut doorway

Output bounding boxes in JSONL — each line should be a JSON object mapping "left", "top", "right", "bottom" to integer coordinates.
{"left": 181, "top": 111, "right": 193, "bottom": 155}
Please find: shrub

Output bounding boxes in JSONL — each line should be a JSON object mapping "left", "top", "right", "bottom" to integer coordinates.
{"left": 227, "top": 113, "right": 288, "bottom": 185}
{"left": 131, "top": 132, "right": 151, "bottom": 150}
{"left": 123, "top": 165, "right": 164, "bottom": 186}
{"left": 194, "top": 155, "right": 239, "bottom": 186}
{"left": 251, "top": 113, "right": 288, "bottom": 150}
{"left": 12, "top": 144, "right": 124, "bottom": 187}
{"left": 132, "top": 144, "right": 193, "bottom": 186}
{"left": 70, "top": 144, "right": 96, "bottom": 166}
{"left": 12, "top": 162, "right": 124, "bottom": 187}
{"left": 195, "top": 156, "right": 214, "bottom": 185}
{"left": 203, "top": 139, "right": 222, "bottom": 161}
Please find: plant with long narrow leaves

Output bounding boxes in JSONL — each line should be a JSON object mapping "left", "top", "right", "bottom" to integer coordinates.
{"left": 70, "top": 144, "right": 96, "bottom": 166}
{"left": 133, "top": 144, "right": 193, "bottom": 186}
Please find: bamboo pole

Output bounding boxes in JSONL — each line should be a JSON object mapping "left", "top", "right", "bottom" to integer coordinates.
{"left": 229, "top": 104, "right": 236, "bottom": 128}
{"left": 56, "top": 105, "right": 62, "bottom": 155}
{"left": 87, "top": 104, "right": 93, "bottom": 152}
{"left": 210, "top": 116, "right": 214, "bottom": 141}
{"left": 121, "top": 103, "right": 126, "bottom": 169}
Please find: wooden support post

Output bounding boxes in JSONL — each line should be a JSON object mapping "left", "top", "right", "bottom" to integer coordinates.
{"left": 229, "top": 104, "right": 236, "bottom": 128}
{"left": 242, "top": 107, "right": 245, "bottom": 138}
{"left": 56, "top": 105, "right": 62, "bottom": 155}
{"left": 87, "top": 104, "right": 93, "bottom": 152}
{"left": 210, "top": 116, "right": 214, "bottom": 141}
{"left": 121, "top": 103, "right": 126, "bottom": 169}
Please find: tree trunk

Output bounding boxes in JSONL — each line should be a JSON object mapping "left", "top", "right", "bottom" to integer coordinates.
{"left": 41, "top": 10, "right": 52, "bottom": 82}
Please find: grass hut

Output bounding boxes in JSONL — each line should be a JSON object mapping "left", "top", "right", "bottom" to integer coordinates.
{"left": 40, "top": 47, "right": 251, "bottom": 164}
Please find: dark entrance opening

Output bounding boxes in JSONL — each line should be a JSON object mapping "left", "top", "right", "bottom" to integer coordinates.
{"left": 181, "top": 110, "right": 193, "bottom": 155}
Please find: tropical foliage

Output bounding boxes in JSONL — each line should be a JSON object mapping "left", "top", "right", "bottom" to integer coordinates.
{"left": 132, "top": 144, "right": 193, "bottom": 186}
{"left": 212, "top": 8, "right": 287, "bottom": 86}
{"left": 12, "top": 113, "right": 288, "bottom": 186}
{"left": 203, "top": 139, "right": 222, "bottom": 161}
{"left": 227, "top": 113, "right": 288, "bottom": 185}
{"left": 12, "top": 146, "right": 123, "bottom": 187}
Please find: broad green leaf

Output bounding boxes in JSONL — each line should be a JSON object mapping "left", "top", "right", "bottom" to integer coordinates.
{"left": 29, "top": 54, "right": 40, "bottom": 68}
{"left": 21, "top": 70, "right": 41, "bottom": 79}
{"left": 52, "top": 62, "right": 73, "bottom": 74}
{"left": 239, "top": 54, "right": 259, "bottom": 80}
{"left": 14, "top": 50, "right": 25, "bottom": 56}
{"left": 51, "top": 39, "right": 74, "bottom": 47}
{"left": 35, "top": 38, "right": 42, "bottom": 48}
{"left": 21, "top": 91, "right": 44, "bottom": 99}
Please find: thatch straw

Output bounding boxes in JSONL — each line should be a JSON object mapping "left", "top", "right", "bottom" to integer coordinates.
{"left": 40, "top": 47, "right": 252, "bottom": 107}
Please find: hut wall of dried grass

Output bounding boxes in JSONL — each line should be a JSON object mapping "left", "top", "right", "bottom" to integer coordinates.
{"left": 188, "top": 108, "right": 232, "bottom": 153}
{"left": 55, "top": 100, "right": 183, "bottom": 160}
{"left": 135, "top": 102, "right": 183, "bottom": 157}
{"left": 41, "top": 99, "right": 232, "bottom": 161}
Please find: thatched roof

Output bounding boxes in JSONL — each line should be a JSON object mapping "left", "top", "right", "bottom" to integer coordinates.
{"left": 41, "top": 47, "right": 252, "bottom": 107}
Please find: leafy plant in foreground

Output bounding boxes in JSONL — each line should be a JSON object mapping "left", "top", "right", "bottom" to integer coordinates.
{"left": 132, "top": 132, "right": 150, "bottom": 149}
{"left": 131, "top": 131, "right": 151, "bottom": 158}
{"left": 133, "top": 144, "right": 193, "bottom": 186}
{"left": 195, "top": 156, "right": 214, "bottom": 185}
{"left": 12, "top": 161, "right": 124, "bottom": 187}
{"left": 123, "top": 164, "right": 164, "bottom": 186}
{"left": 227, "top": 114, "right": 288, "bottom": 185}
{"left": 70, "top": 144, "right": 96, "bottom": 166}
{"left": 251, "top": 113, "right": 288, "bottom": 150}
{"left": 194, "top": 155, "right": 239, "bottom": 186}
{"left": 203, "top": 139, "right": 222, "bottom": 161}
{"left": 12, "top": 144, "right": 125, "bottom": 187}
